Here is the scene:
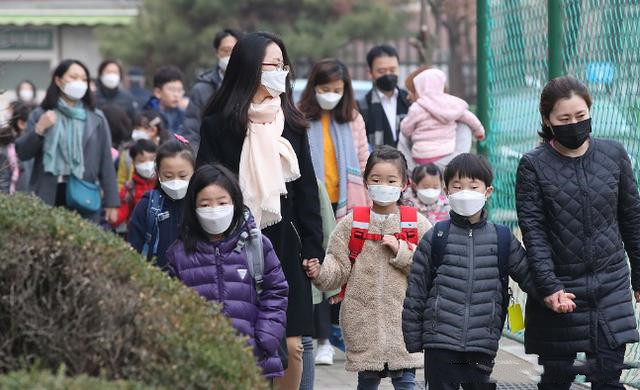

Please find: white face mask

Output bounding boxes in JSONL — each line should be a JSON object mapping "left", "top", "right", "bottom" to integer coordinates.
{"left": 417, "top": 188, "right": 441, "bottom": 205}
{"left": 218, "top": 56, "right": 230, "bottom": 72}
{"left": 196, "top": 205, "right": 235, "bottom": 235}
{"left": 135, "top": 161, "right": 156, "bottom": 179}
{"left": 261, "top": 69, "right": 288, "bottom": 97}
{"left": 160, "top": 179, "right": 189, "bottom": 200}
{"left": 448, "top": 190, "right": 486, "bottom": 217}
{"left": 19, "top": 88, "right": 35, "bottom": 102}
{"left": 368, "top": 184, "right": 402, "bottom": 206}
{"left": 315, "top": 92, "right": 343, "bottom": 111}
{"left": 131, "top": 129, "right": 151, "bottom": 141}
{"left": 62, "top": 80, "right": 88, "bottom": 101}
{"left": 100, "top": 73, "right": 120, "bottom": 89}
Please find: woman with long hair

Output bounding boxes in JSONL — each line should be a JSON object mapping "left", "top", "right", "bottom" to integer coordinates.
{"left": 196, "top": 32, "right": 324, "bottom": 390}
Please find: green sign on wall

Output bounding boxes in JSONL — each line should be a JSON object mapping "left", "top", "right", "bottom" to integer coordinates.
{"left": 0, "top": 28, "right": 53, "bottom": 50}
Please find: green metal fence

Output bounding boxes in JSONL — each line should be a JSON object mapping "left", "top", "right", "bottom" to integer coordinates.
{"left": 478, "top": 0, "right": 640, "bottom": 385}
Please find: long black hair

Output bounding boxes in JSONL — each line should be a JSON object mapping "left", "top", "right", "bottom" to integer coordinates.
{"left": 201, "top": 31, "right": 307, "bottom": 136}
{"left": 179, "top": 164, "right": 246, "bottom": 254}
{"left": 41, "top": 59, "right": 95, "bottom": 110}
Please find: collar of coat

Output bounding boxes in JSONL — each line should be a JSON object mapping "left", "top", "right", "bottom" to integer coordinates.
{"left": 450, "top": 209, "right": 488, "bottom": 229}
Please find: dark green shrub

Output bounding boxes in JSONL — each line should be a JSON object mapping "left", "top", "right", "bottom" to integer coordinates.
{"left": 0, "top": 367, "right": 153, "bottom": 390}
{"left": 0, "top": 194, "right": 267, "bottom": 389}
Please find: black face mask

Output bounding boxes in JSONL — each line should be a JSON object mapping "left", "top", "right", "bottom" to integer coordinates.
{"left": 375, "top": 74, "right": 398, "bottom": 92}
{"left": 551, "top": 118, "right": 592, "bottom": 149}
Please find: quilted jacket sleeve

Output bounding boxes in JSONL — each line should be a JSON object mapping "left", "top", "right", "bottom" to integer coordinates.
{"left": 616, "top": 146, "right": 640, "bottom": 291}
{"left": 400, "top": 103, "right": 422, "bottom": 138}
{"left": 350, "top": 112, "right": 370, "bottom": 173}
{"left": 402, "top": 227, "right": 434, "bottom": 353}
{"left": 515, "top": 155, "right": 565, "bottom": 298}
{"left": 507, "top": 232, "right": 542, "bottom": 303}
{"left": 254, "top": 235, "right": 289, "bottom": 354}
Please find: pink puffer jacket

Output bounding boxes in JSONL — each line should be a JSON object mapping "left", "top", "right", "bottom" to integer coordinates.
{"left": 400, "top": 68, "right": 485, "bottom": 160}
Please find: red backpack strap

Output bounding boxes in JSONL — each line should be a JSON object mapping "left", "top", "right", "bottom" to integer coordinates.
{"left": 348, "top": 206, "right": 371, "bottom": 262}
{"left": 395, "top": 206, "right": 419, "bottom": 248}
{"left": 341, "top": 207, "right": 371, "bottom": 301}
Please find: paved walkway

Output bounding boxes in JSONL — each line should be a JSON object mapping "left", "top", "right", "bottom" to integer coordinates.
{"left": 314, "top": 338, "right": 593, "bottom": 389}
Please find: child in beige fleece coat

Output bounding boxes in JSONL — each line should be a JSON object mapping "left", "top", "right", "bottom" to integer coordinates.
{"left": 304, "top": 146, "right": 431, "bottom": 389}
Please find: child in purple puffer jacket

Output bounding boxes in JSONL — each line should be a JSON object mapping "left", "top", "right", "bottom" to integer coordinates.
{"left": 166, "top": 164, "right": 289, "bottom": 381}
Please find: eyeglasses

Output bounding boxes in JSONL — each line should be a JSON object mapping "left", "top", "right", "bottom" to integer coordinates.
{"left": 262, "top": 62, "right": 290, "bottom": 72}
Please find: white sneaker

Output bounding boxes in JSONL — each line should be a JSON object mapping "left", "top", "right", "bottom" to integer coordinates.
{"left": 314, "top": 342, "right": 334, "bottom": 365}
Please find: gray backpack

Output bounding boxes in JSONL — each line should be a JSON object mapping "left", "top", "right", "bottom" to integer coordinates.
{"left": 232, "top": 216, "right": 265, "bottom": 293}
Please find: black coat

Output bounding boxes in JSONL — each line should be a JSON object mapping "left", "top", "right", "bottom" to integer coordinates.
{"left": 515, "top": 139, "right": 640, "bottom": 356}
{"left": 357, "top": 88, "right": 410, "bottom": 147}
{"left": 196, "top": 112, "right": 324, "bottom": 337}
{"left": 95, "top": 84, "right": 138, "bottom": 122}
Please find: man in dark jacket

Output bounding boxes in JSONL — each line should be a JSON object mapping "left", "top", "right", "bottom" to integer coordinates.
{"left": 403, "top": 153, "right": 543, "bottom": 388}
{"left": 182, "top": 28, "right": 242, "bottom": 149}
{"left": 357, "top": 44, "right": 410, "bottom": 148}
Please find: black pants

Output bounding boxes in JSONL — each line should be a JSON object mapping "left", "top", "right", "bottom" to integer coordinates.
{"left": 425, "top": 349, "right": 496, "bottom": 390}
{"left": 538, "top": 327, "right": 625, "bottom": 389}
{"left": 313, "top": 299, "right": 331, "bottom": 340}
{"left": 54, "top": 183, "right": 66, "bottom": 207}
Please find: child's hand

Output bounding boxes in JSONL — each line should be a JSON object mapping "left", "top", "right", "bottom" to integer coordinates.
{"left": 635, "top": 290, "right": 640, "bottom": 303}
{"left": 381, "top": 235, "right": 400, "bottom": 256}
{"left": 302, "top": 259, "right": 321, "bottom": 280}
{"left": 328, "top": 294, "right": 343, "bottom": 305}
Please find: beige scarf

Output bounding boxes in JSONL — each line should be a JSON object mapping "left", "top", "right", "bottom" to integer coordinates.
{"left": 240, "top": 96, "right": 300, "bottom": 229}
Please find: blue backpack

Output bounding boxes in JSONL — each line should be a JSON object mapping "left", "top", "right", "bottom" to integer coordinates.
{"left": 429, "top": 220, "right": 513, "bottom": 329}
{"left": 141, "top": 189, "right": 168, "bottom": 260}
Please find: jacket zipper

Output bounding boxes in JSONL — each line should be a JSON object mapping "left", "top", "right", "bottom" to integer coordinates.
{"left": 463, "top": 228, "right": 474, "bottom": 349}
{"left": 215, "top": 246, "right": 224, "bottom": 304}
{"left": 433, "top": 286, "right": 440, "bottom": 329}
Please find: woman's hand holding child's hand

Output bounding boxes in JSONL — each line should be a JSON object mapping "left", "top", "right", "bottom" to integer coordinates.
{"left": 303, "top": 259, "right": 320, "bottom": 280}
{"left": 544, "top": 290, "right": 577, "bottom": 313}
{"left": 381, "top": 235, "right": 400, "bottom": 256}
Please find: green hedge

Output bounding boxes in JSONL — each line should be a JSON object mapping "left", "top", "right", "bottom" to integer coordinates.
{"left": 0, "top": 194, "right": 267, "bottom": 389}
{"left": 0, "top": 367, "right": 152, "bottom": 390}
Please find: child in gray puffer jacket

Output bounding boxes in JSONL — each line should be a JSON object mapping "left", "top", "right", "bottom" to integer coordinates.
{"left": 402, "top": 153, "right": 559, "bottom": 388}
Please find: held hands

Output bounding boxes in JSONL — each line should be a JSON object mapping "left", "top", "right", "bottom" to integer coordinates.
{"left": 381, "top": 235, "right": 400, "bottom": 256}
{"left": 105, "top": 208, "right": 119, "bottom": 225}
{"left": 302, "top": 258, "right": 320, "bottom": 280}
{"left": 543, "top": 290, "right": 577, "bottom": 313}
{"left": 35, "top": 110, "right": 57, "bottom": 135}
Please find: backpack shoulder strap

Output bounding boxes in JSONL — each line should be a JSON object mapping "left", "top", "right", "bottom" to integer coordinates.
{"left": 234, "top": 211, "right": 265, "bottom": 294}
{"left": 398, "top": 205, "right": 419, "bottom": 245}
{"left": 245, "top": 228, "right": 265, "bottom": 294}
{"left": 141, "top": 190, "right": 164, "bottom": 259}
{"left": 348, "top": 206, "right": 371, "bottom": 262}
{"left": 495, "top": 223, "right": 513, "bottom": 328}
{"left": 429, "top": 219, "right": 451, "bottom": 286}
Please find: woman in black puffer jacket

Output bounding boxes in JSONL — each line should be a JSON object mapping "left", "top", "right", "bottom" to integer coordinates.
{"left": 516, "top": 76, "right": 640, "bottom": 388}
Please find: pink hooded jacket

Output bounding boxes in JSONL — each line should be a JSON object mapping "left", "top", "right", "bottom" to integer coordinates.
{"left": 400, "top": 68, "right": 485, "bottom": 160}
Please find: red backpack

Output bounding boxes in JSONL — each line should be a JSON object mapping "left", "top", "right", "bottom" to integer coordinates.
{"left": 339, "top": 206, "right": 420, "bottom": 300}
